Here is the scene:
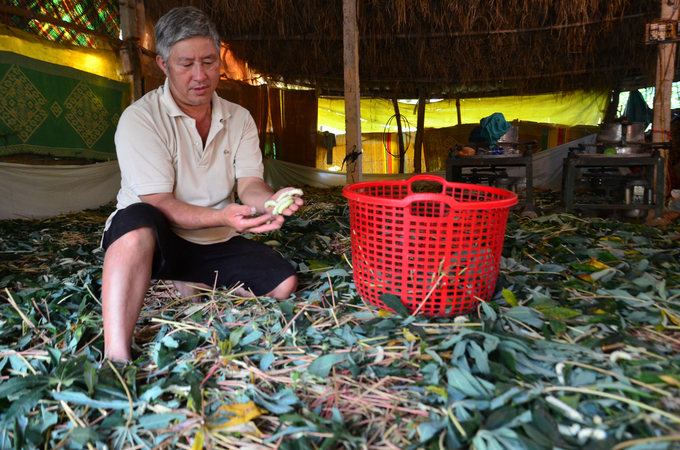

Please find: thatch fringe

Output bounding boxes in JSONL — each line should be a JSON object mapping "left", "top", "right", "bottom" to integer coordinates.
{"left": 143, "top": 0, "right": 660, "bottom": 97}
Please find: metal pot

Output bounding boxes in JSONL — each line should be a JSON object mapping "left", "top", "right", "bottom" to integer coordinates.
{"left": 596, "top": 123, "right": 646, "bottom": 145}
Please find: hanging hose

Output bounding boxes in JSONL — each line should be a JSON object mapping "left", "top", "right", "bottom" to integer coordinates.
{"left": 382, "top": 114, "right": 412, "bottom": 157}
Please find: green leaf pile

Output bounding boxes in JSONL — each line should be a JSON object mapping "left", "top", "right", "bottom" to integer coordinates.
{"left": 1, "top": 189, "right": 679, "bottom": 449}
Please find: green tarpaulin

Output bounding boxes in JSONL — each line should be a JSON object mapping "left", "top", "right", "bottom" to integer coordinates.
{"left": 0, "top": 51, "right": 127, "bottom": 160}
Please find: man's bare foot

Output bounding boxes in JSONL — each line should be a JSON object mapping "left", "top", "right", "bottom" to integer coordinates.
{"left": 232, "top": 287, "right": 256, "bottom": 298}
{"left": 173, "top": 281, "right": 265, "bottom": 300}
{"left": 173, "top": 280, "right": 211, "bottom": 298}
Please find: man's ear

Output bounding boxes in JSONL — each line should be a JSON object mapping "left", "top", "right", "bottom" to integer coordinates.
{"left": 156, "top": 54, "right": 169, "bottom": 77}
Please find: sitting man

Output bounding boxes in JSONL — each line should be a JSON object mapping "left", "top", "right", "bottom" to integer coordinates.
{"left": 100, "top": 6, "right": 302, "bottom": 362}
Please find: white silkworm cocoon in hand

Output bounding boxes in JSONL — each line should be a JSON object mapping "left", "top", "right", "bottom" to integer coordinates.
{"left": 265, "top": 189, "right": 304, "bottom": 215}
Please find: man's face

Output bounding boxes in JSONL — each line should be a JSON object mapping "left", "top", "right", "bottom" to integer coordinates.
{"left": 157, "top": 37, "right": 220, "bottom": 112}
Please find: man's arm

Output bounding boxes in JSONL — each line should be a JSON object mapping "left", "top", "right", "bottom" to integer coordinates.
{"left": 236, "top": 177, "right": 275, "bottom": 212}
{"left": 140, "top": 192, "right": 278, "bottom": 233}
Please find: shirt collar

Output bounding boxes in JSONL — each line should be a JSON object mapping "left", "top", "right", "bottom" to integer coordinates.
{"left": 159, "top": 78, "right": 226, "bottom": 124}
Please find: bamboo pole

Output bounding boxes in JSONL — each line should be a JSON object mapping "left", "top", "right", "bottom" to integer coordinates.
{"left": 343, "top": 0, "right": 362, "bottom": 184}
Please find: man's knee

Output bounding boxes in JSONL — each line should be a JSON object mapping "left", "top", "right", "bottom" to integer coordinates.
{"left": 104, "top": 227, "right": 156, "bottom": 264}
{"left": 113, "top": 226, "right": 155, "bottom": 250}
{"left": 268, "top": 275, "right": 298, "bottom": 300}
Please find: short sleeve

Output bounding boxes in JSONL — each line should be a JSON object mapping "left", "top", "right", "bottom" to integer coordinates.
{"left": 232, "top": 110, "right": 264, "bottom": 179}
{"left": 115, "top": 105, "right": 176, "bottom": 197}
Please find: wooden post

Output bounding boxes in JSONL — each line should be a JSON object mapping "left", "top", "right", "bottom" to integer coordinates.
{"left": 343, "top": 0, "right": 362, "bottom": 184}
{"left": 119, "top": 0, "right": 143, "bottom": 101}
{"left": 652, "top": 0, "right": 679, "bottom": 196}
{"left": 413, "top": 87, "right": 426, "bottom": 173}
{"left": 392, "top": 98, "right": 406, "bottom": 174}
{"left": 456, "top": 97, "right": 462, "bottom": 125}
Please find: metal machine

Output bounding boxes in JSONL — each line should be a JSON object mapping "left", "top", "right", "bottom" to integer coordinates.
{"left": 445, "top": 126, "right": 539, "bottom": 217}
{"left": 561, "top": 121, "right": 666, "bottom": 220}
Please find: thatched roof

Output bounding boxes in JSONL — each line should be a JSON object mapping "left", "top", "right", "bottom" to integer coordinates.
{"left": 143, "top": 0, "right": 661, "bottom": 98}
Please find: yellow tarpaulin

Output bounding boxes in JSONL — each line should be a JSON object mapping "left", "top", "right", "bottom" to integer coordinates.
{"left": 0, "top": 23, "right": 123, "bottom": 82}
{"left": 318, "top": 90, "right": 609, "bottom": 133}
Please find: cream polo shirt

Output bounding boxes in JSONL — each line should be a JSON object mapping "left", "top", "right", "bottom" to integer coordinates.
{"left": 104, "top": 78, "right": 264, "bottom": 245}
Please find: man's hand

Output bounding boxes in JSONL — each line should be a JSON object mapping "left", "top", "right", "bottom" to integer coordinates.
{"left": 265, "top": 188, "right": 304, "bottom": 216}
{"left": 222, "top": 203, "right": 283, "bottom": 233}
{"left": 237, "top": 178, "right": 303, "bottom": 217}
{"left": 140, "top": 192, "right": 283, "bottom": 233}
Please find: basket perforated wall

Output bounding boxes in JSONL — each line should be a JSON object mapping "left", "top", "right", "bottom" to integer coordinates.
{"left": 343, "top": 175, "right": 517, "bottom": 317}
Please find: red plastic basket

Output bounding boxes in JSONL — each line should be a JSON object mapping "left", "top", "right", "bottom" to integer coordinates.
{"left": 342, "top": 175, "right": 518, "bottom": 317}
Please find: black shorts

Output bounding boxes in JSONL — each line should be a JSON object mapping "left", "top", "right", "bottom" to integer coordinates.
{"left": 102, "top": 202, "right": 296, "bottom": 296}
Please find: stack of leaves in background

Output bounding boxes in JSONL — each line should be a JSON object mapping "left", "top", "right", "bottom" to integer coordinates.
{"left": 0, "top": 187, "right": 679, "bottom": 449}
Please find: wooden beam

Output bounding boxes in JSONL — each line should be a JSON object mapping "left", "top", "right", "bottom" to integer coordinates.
{"left": 283, "top": 63, "right": 637, "bottom": 96}
{"left": 298, "top": 82, "right": 608, "bottom": 101}
{"left": 392, "top": 98, "right": 405, "bottom": 174}
{"left": 343, "top": 0, "right": 362, "bottom": 184}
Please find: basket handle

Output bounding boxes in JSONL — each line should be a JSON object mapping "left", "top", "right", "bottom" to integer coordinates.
{"left": 404, "top": 192, "right": 461, "bottom": 212}
{"left": 403, "top": 175, "right": 462, "bottom": 213}
{"left": 406, "top": 174, "right": 448, "bottom": 195}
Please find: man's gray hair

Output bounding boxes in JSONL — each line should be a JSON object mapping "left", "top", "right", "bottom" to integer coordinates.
{"left": 155, "top": 6, "right": 221, "bottom": 63}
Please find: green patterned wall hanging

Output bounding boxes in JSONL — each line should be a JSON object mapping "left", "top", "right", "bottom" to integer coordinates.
{"left": 0, "top": 51, "right": 127, "bottom": 160}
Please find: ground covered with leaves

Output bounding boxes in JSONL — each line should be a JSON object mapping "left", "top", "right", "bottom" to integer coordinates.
{"left": 1, "top": 187, "right": 680, "bottom": 450}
